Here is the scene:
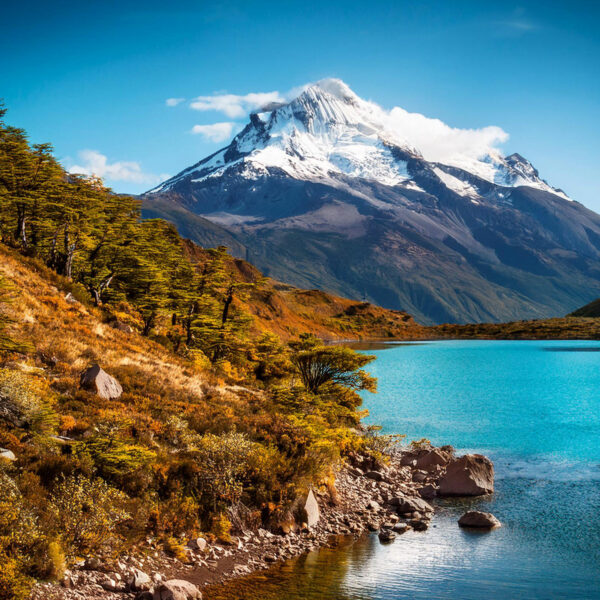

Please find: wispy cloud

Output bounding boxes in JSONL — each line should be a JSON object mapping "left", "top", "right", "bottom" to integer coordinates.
{"left": 190, "top": 122, "right": 239, "bottom": 142}
{"left": 68, "top": 150, "right": 168, "bottom": 185}
{"left": 166, "top": 97, "right": 185, "bottom": 107}
{"left": 189, "top": 91, "right": 284, "bottom": 118}
{"left": 491, "top": 8, "right": 541, "bottom": 36}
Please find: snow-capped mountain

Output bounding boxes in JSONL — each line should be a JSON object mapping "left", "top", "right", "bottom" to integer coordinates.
{"left": 144, "top": 79, "right": 600, "bottom": 324}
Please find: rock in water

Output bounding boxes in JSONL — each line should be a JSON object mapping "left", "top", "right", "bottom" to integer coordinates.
{"left": 458, "top": 511, "right": 501, "bottom": 529}
{"left": 438, "top": 454, "right": 494, "bottom": 496}
{"left": 80, "top": 364, "right": 123, "bottom": 400}
{"left": 378, "top": 529, "right": 396, "bottom": 543}
{"left": 303, "top": 489, "right": 320, "bottom": 528}
{"left": 153, "top": 579, "right": 202, "bottom": 600}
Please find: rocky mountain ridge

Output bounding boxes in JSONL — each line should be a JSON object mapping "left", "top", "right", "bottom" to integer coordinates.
{"left": 144, "top": 79, "right": 600, "bottom": 324}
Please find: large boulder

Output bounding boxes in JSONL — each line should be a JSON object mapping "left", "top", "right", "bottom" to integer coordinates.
{"left": 438, "top": 454, "right": 494, "bottom": 496}
{"left": 415, "top": 448, "right": 451, "bottom": 470}
{"left": 458, "top": 511, "right": 501, "bottom": 529}
{"left": 389, "top": 494, "right": 433, "bottom": 514}
{"left": 153, "top": 579, "right": 202, "bottom": 600}
{"left": 302, "top": 489, "right": 320, "bottom": 528}
{"left": 80, "top": 364, "right": 123, "bottom": 400}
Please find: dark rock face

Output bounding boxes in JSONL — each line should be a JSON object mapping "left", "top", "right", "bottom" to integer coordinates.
{"left": 458, "top": 511, "right": 501, "bottom": 529}
{"left": 143, "top": 162, "right": 600, "bottom": 325}
{"left": 80, "top": 364, "right": 123, "bottom": 400}
{"left": 438, "top": 454, "right": 494, "bottom": 496}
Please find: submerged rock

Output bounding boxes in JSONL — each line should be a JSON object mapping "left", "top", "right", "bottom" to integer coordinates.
{"left": 80, "top": 364, "right": 123, "bottom": 400}
{"left": 438, "top": 454, "right": 494, "bottom": 496}
{"left": 458, "top": 511, "right": 501, "bottom": 529}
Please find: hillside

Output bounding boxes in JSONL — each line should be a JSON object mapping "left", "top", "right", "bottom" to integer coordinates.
{"left": 431, "top": 316, "right": 600, "bottom": 340}
{"left": 0, "top": 107, "right": 391, "bottom": 600}
{"left": 145, "top": 79, "right": 600, "bottom": 325}
{"left": 569, "top": 298, "right": 600, "bottom": 318}
{"left": 182, "top": 241, "right": 426, "bottom": 341}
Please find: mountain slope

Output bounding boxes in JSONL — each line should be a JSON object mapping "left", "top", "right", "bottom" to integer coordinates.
{"left": 144, "top": 79, "right": 600, "bottom": 324}
{"left": 182, "top": 240, "right": 426, "bottom": 340}
{"left": 569, "top": 297, "right": 600, "bottom": 318}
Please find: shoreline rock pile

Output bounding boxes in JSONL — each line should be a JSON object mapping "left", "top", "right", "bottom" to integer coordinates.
{"left": 30, "top": 446, "right": 498, "bottom": 600}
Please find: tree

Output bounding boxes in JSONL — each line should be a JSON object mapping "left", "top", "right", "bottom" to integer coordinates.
{"left": 290, "top": 336, "right": 377, "bottom": 395}
{"left": 187, "top": 246, "right": 256, "bottom": 362}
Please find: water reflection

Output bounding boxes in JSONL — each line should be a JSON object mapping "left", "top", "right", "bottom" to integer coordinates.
{"left": 209, "top": 502, "right": 600, "bottom": 600}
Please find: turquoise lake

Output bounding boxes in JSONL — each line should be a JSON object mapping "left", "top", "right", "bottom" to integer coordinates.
{"left": 212, "top": 340, "right": 600, "bottom": 599}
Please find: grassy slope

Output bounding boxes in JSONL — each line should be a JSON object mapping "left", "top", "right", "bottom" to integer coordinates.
{"left": 0, "top": 244, "right": 253, "bottom": 435}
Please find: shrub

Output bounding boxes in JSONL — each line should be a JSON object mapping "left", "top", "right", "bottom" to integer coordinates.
{"left": 46, "top": 540, "right": 66, "bottom": 580}
{"left": 47, "top": 474, "right": 130, "bottom": 557}
{"left": 0, "top": 368, "right": 58, "bottom": 434}
{"left": 193, "top": 432, "right": 258, "bottom": 510}
{"left": 210, "top": 513, "right": 232, "bottom": 543}
{"left": 0, "top": 554, "right": 32, "bottom": 600}
{"left": 77, "top": 434, "right": 156, "bottom": 494}
{"left": 164, "top": 536, "right": 188, "bottom": 562}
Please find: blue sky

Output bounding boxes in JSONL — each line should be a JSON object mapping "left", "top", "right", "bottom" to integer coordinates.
{"left": 2, "top": 0, "right": 599, "bottom": 209}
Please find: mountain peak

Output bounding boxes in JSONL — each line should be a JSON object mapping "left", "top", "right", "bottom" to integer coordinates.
{"left": 149, "top": 79, "right": 569, "bottom": 200}
{"left": 308, "top": 78, "right": 359, "bottom": 103}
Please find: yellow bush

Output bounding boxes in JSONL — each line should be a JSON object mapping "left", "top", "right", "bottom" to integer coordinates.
{"left": 0, "top": 368, "right": 58, "bottom": 434}
{"left": 46, "top": 540, "right": 66, "bottom": 580}
{"left": 164, "top": 536, "right": 188, "bottom": 562}
{"left": 210, "top": 513, "right": 232, "bottom": 544}
{"left": 0, "top": 554, "right": 32, "bottom": 600}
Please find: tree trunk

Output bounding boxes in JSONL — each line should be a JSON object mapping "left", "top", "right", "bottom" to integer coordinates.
{"left": 15, "top": 205, "right": 27, "bottom": 249}
{"left": 221, "top": 288, "right": 234, "bottom": 327}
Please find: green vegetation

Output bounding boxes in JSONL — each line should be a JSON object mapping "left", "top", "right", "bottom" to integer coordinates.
{"left": 0, "top": 105, "right": 381, "bottom": 597}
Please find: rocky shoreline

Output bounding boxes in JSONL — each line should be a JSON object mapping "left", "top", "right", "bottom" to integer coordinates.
{"left": 31, "top": 446, "right": 495, "bottom": 600}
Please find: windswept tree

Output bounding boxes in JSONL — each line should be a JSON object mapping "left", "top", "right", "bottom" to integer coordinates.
{"left": 290, "top": 335, "right": 377, "bottom": 416}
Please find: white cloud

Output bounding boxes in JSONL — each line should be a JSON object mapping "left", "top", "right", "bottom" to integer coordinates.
{"left": 68, "top": 150, "right": 169, "bottom": 185}
{"left": 384, "top": 106, "right": 509, "bottom": 163}
{"left": 190, "top": 91, "right": 284, "bottom": 118}
{"left": 166, "top": 97, "right": 185, "bottom": 107}
{"left": 177, "top": 77, "right": 509, "bottom": 164}
{"left": 190, "top": 122, "right": 238, "bottom": 142}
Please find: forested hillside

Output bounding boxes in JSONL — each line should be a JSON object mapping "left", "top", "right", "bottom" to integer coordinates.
{"left": 0, "top": 106, "right": 390, "bottom": 599}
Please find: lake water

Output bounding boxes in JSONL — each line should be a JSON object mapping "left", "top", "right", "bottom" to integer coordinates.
{"left": 211, "top": 340, "right": 600, "bottom": 599}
